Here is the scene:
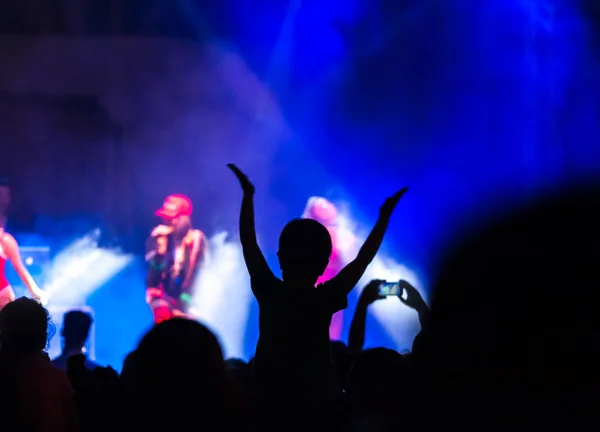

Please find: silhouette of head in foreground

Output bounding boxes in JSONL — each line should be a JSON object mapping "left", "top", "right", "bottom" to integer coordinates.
{"left": 278, "top": 218, "right": 333, "bottom": 285}
{"left": 122, "top": 318, "right": 247, "bottom": 429}
{"left": 0, "top": 297, "right": 50, "bottom": 358}
{"left": 61, "top": 310, "right": 92, "bottom": 351}
{"left": 414, "top": 186, "right": 600, "bottom": 423}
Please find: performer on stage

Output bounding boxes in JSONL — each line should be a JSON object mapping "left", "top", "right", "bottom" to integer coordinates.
{"left": 145, "top": 194, "right": 208, "bottom": 324}
{"left": 303, "top": 196, "right": 349, "bottom": 340}
{"left": 0, "top": 175, "right": 48, "bottom": 309}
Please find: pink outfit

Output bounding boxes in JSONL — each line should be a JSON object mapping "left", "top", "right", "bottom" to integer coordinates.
{"left": 317, "top": 227, "right": 344, "bottom": 340}
{"left": 0, "top": 236, "right": 13, "bottom": 311}
{"left": 304, "top": 197, "right": 346, "bottom": 340}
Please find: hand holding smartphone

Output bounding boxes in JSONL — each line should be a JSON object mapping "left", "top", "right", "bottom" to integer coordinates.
{"left": 378, "top": 281, "right": 401, "bottom": 297}
{"left": 378, "top": 280, "right": 412, "bottom": 302}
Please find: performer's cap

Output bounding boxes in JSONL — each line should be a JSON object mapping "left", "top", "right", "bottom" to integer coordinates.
{"left": 156, "top": 194, "right": 192, "bottom": 219}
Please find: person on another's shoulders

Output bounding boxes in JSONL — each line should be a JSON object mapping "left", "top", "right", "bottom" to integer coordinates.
{"left": 227, "top": 164, "right": 407, "bottom": 410}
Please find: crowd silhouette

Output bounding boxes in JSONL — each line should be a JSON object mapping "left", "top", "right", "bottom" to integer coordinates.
{"left": 0, "top": 165, "right": 598, "bottom": 431}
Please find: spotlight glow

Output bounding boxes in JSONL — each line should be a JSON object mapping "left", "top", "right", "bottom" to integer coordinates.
{"left": 191, "top": 232, "right": 252, "bottom": 359}
{"left": 43, "top": 230, "right": 134, "bottom": 307}
{"left": 336, "top": 203, "right": 426, "bottom": 351}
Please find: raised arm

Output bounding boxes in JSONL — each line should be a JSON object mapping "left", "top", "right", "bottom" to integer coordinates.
{"left": 398, "top": 280, "right": 429, "bottom": 332}
{"left": 348, "top": 280, "right": 384, "bottom": 355}
{"left": 1, "top": 233, "right": 47, "bottom": 302}
{"left": 331, "top": 188, "right": 407, "bottom": 294}
{"left": 227, "top": 164, "right": 273, "bottom": 280}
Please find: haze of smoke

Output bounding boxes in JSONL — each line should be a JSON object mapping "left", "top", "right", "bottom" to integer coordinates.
{"left": 336, "top": 203, "right": 426, "bottom": 352}
{"left": 43, "top": 230, "right": 134, "bottom": 307}
{"left": 191, "top": 231, "right": 252, "bottom": 359}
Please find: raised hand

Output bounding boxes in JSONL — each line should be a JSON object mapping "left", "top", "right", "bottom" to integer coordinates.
{"left": 398, "top": 280, "right": 427, "bottom": 311}
{"left": 359, "top": 279, "right": 385, "bottom": 306}
{"left": 31, "top": 287, "right": 49, "bottom": 306}
{"left": 379, "top": 187, "right": 408, "bottom": 218}
{"left": 228, "top": 163, "right": 272, "bottom": 281}
{"left": 227, "top": 164, "right": 255, "bottom": 195}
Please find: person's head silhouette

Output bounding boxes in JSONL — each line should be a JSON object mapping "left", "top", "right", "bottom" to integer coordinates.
{"left": 0, "top": 297, "right": 50, "bottom": 357}
{"left": 61, "top": 310, "right": 92, "bottom": 352}
{"left": 277, "top": 218, "right": 332, "bottom": 284}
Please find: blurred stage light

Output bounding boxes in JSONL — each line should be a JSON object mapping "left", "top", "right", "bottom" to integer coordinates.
{"left": 191, "top": 232, "right": 252, "bottom": 359}
{"left": 43, "top": 229, "right": 134, "bottom": 307}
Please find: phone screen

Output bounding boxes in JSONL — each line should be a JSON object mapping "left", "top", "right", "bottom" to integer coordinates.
{"left": 378, "top": 282, "right": 400, "bottom": 296}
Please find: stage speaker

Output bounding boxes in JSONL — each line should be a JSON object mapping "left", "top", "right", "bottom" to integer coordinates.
{"left": 46, "top": 305, "right": 96, "bottom": 361}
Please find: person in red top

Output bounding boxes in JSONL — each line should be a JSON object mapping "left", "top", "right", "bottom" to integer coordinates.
{"left": 303, "top": 196, "right": 347, "bottom": 340}
{"left": 145, "top": 194, "right": 208, "bottom": 323}
{"left": 0, "top": 176, "right": 47, "bottom": 310}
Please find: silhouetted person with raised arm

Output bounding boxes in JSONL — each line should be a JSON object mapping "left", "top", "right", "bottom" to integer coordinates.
{"left": 52, "top": 310, "right": 99, "bottom": 371}
{"left": 397, "top": 280, "right": 429, "bottom": 351}
{"left": 348, "top": 279, "right": 385, "bottom": 355}
{"left": 349, "top": 279, "right": 429, "bottom": 355}
{"left": 227, "top": 164, "right": 407, "bottom": 424}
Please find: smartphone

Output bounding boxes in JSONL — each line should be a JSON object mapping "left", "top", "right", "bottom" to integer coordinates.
{"left": 378, "top": 281, "right": 401, "bottom": 296}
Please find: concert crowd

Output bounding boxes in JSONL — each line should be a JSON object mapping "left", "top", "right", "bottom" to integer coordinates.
{"left": 0, "top": 166, "right": 598, "bottom": 431}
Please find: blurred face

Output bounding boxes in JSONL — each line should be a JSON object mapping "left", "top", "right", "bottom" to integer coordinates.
{"left": 172, "top": 216, "right": 191, "bottom": 237}
{"left": 165, "top": 216, "right": 179, "bottom": 227}
{"left": 0, "top": 186, "right": 10, "bottom": 213}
